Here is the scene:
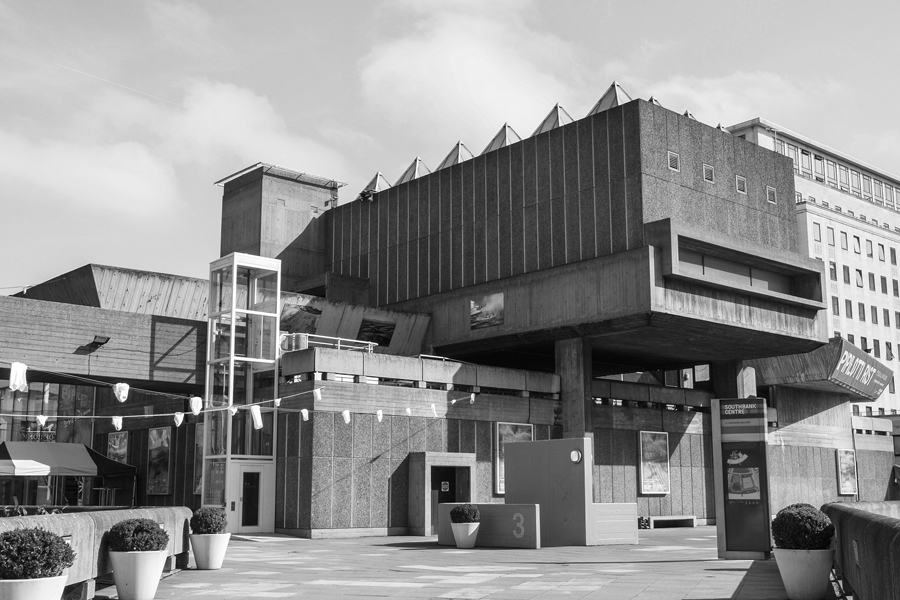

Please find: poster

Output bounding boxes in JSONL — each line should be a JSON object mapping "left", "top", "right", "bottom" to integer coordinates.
{"left": 147, "top": 427, "right": 171, "bottom": 495}
{"left": 639, "top": 431, "right": 670, "bottom": 494}
{"left": 107, "top": 431, "right": 128, "bottom": 464}
{"left": 836, "top": 449, "right": 858, "bottom": 495}
{"left": 471, "top": 292, "right": 504, "bottom": 330}
{"left": 494, "top": 422, "right": 533, "bottom": 494}
{"left": 721, "top": 440, "right": 770, "bottom": 552}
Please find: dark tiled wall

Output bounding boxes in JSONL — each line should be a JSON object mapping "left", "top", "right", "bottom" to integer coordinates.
{"left": 276, "top": 410, "right": 557, "bottom": 532}
{"left": 593, "top": 428, "right": 714, "bottom": 520}
{"left": 327, "top": 103, "right": 644, "bottom": 306}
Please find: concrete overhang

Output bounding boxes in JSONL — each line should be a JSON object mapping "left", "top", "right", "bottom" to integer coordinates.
{"left": 747, "top": 338, "right": 894, "bottom": 402}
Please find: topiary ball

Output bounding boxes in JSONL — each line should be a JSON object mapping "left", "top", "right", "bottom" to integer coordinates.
{"left": 190, "top": 507, "right": 228, "bottom": 535}
{"left": 108, "top": 518, "right": 169, "bottom": 552}
{"left": 772, "top": 503, "right": 834, "bottom": 550}
{"left": 450, "top": 504, "right": 480, "bottom": 524}
{"left": 0, "top": 528, "right": 76, "bottom": 579}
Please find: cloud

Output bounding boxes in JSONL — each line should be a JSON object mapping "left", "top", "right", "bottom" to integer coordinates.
{"left": 632, "top": 71, "right": 811, "bottom": 127}
{"left": 0, "top": 129, "right": 179, "bottom": 215}
{"left": 360, "top": 1, "right": 584, "bottom": 160}
{"left": 145, "top": 1, "right": 218, "bottom": 56}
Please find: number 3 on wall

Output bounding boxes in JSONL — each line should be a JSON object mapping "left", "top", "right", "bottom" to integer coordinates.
{"left": 512, "top": 512, "right": 524, "bottom": 538}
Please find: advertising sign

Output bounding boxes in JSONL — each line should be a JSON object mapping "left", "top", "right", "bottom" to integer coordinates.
{"left": 717, "top": 398, "right": 770, "bottom": 553}
{"left": 829, "top": 339, "right": 893, "bottom": 400}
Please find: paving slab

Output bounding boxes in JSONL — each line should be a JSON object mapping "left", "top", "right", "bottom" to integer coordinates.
{"left": 95, "top": 526, "right": 841, "bottom": 599}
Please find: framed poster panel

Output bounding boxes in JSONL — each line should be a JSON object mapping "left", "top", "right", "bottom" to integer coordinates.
{"left": 470, "top": 292, "right": 504, "bottom": 330}
{"left": 494, "top": 422, "right": 533, "bottom": 494}
{"left": 107, "top": 431, "right": 128, "bottom": 464}
{"left": 147, "top": 427, "right": 172, "bottom": 495}
{"left": 639, "top": 431, "right": 670, "bottom": 494}
{"left": 836, "top": 448, "right": 858, "bottom": 495}
{"left": 193, "top": 423, "right": 203, "bottom": 495}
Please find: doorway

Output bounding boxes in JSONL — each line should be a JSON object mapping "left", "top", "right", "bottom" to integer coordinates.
{"left": 430, "top": 466, "right": 470, "bottom": 532}
{"left": 231, "top": 462, "right": 273, "bottom": 534}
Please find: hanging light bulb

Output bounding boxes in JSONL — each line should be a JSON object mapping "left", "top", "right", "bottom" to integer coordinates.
{"left": 469, "top": 393, "right": 475, "bottom": 404}
{"left": 274, "top": 397, "right": 281, "bottom": 408}
{"left": 405, "top": 407, "right": 412, "bottom": 416}
{"left": 174, "top": 412, "right": 184, "bottom": 427}
{"left": 341, "top": 410, "right": 351, "bottom": 424}
{"left": 431, "top": 404, "right": 437, "bottom": 417}
{"left": 376, "top": 409, "right": 383, "bottom": 422}
{"left": 301, "top": 408, "right": 309, "bottom": 421}
{"left": 313, "top": 389, "right": 322, "bottom": 402}
{"left": 229, "top": 405, "right": 239, "bottom": 416}
{"left": 111, "top": 416, "right": 123, "bottom": 431}
{"left": 113, "top": 383, "right": 129, "bottom": 403}
{"left": 36, "top": 415, "right": 48, "bottom": 427}
{"left": 190, "top": 397, "right": 202, "bottom": 416}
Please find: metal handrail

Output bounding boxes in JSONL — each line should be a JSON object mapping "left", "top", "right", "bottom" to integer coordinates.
{"left": 280, "top": 333, "right": 377, "bottom": 354}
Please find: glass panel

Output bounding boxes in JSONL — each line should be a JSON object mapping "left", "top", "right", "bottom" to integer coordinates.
{"left": 203, "top": 458, "right": 226, "bottom": 506}
{"left": 231, "top": 411, "right": 274, "bottom": 456}
{"left": 210, "top": 267, "right": 233, "bottom": 314}
{"left": 839, "top": 165, "right": 850, "bottom": 190}
{"left": 74, "top": 387, "right": 94, "bottom": 445}
{"left": 205, "top": 411, "right": 227, "bottom": 456}
{"left": 213, "top": 316, "right": 233, "bottom": 361}
{"left": 236, "top": 267, "right": 251, "bottom": 311}
{"left": 253, "top": 272, "right": 279, "bottom": 313}
{"left": 241, "top": 472, "right": 260, "bottom": 526}
{"left": 209, "top": 363, "right": 230, "bottom": 407}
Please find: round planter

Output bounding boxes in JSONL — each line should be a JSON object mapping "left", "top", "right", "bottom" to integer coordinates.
{"left": 109, "top": 549, "right": 168, "bottom": 600}
{"left": 450, "top": 522, "right": 480, "bottom": 549}
{"left": 0, "top": 574, "right": 67, "bottom": 600}
{"left": 773, "top": 547, "right": 835, "bottom": 600}
{"left": 190, "top": 533, "right": 231, "bottom": 570}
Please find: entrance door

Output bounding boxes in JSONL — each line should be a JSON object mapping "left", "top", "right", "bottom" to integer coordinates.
{"left": 238, "top": 466, "right": 263, "bottom": 533}
{"left": 431, "top": 466, "right": 470, "bottom": 531}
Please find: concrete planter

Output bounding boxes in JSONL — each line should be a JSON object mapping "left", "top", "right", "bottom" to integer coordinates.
{"left": 0, "top": 574, "right": 67, "bottom": 600}
{"left": 450, "top": 522, "right": 480, "bottom": 549}
{"left": 773, "top": 547, "right": 835, "bottom": 600}
{"left": 109, "top": 549, "right": 168, "bottom": 600}
{"left": 190, "top": 533, "right": 231, "bottom": 570}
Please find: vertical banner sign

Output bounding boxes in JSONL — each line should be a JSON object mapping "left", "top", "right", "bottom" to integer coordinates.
{"left": 719, "top": 398, "right": 770, "bottom": 553}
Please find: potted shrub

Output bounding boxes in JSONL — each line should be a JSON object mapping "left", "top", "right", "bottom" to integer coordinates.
{"left": 107, "top": 518, "right": 170, "bottom": 600}
{"left": 449, "top": 504, "right": 480, "bottom": 549}
{"left": 771, "top": 503, "right": 835, "bottom": 600}
{"left": 0, "top": 527, "right": 75, "bottom": 599}
{"left": 189, "top": 507, "right": 230, "bottom": 570}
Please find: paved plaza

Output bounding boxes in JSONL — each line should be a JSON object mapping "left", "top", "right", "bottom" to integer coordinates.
{"left": 95, "top": 526, "right": 839, "bottom": 599}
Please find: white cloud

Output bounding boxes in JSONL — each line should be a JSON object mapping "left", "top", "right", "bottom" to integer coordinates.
{"left": 0, "top": 129, "right": 179, "bottom": 215}
{"left": 360, "top": 1, "right": 584, "bottom": 159}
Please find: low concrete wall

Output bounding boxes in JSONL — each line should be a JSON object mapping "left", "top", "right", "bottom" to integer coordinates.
{"left": 437, "top": 503, "right": 540, "bottom": 549}
{"left": 0, "top": 507, "right": 191, "bottom": 599}
{"left": 823, "top": 501, "right": 900, "bottom": 600}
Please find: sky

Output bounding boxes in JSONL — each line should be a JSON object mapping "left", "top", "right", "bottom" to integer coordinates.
{"left": 3, "top": 0, "right": 899, "bottom": 293}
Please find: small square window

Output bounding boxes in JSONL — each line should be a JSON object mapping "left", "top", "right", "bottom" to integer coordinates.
{"left": 766, "top": 186, "right": 777, "bottom": 204}
{"left": 736, "top": 175, "right": 747, "bottom": 194}
{"left": 667, "top": 151, "right": 680, "bottom": 172}
{"left": 703, "top": 164, "right": 715, "bottom": 183}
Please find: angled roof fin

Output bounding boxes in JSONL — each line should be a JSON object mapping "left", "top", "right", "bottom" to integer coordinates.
{"left": 356, "top": 171, "right": 391, "bottom": 201}
{"left": 684, "top": 110, "right": 696, "bottom": 120}
{"left": 716, "top": 123, "right": 731, "bottom": 134}
{"left": 648, "top": 96, "right": 663, "bottom": 107}
{"left": 481, "top": 123, "right": 523, "bottom": 155}
{"left": 435, "top": 141, "right": 475, "bottom": 171}
{"left": 587, "top": 81, "right": 633, "bottom": 116}
{"left": 393, "top": 157, "right": 431, "bottom": 186}
{"left": 531, "top": 103, "right": 574, "bottom": 137}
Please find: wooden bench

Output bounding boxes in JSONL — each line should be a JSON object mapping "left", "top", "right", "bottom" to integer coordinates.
{"left": 649, "top": 515, "right": 696, "bottom": 529}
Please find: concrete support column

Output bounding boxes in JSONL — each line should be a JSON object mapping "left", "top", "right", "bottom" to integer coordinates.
{"left": 711, "top": 361, "right": 757, "bottom": 398}
{"left": 555, "top": 337, "right": 593, "bottom": 439}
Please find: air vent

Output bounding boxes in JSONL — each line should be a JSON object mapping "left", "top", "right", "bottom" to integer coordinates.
{"left": 766, "top": 186, "right": 777, "bottom": 204}
{"left": 703, "top": 164, "right": 715, "bottom": 183}
{"left": 667, "top": 151, "right": 680, "bottom": 172}
{"left": 735, "top": 175, "right": 747, "bottom": 194}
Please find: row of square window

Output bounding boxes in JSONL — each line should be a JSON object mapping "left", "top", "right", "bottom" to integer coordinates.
{"left": 667, "top": 152, "right": 776, "bottom": 203}
{"left": 814, "top": 223, "right": 897, "bottom": 262}
{"left": 829, "top": 263, "right": 899, "bottom": 295}
{"left": 833, "top": 330, "right": 894, "bottom": 363}
{"left": 804, "top": 195, "right": 894, "bottom": 231}
{"left": 830, "top": 297, "right": 900, "bottom": 330}
{"left": 776, "top": 140, "right": 898, "bottom": 208}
